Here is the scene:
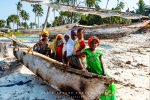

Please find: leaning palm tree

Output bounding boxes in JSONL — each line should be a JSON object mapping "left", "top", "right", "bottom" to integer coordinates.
{"left": 16, "top": 2, "right": 22, "bottom": 29}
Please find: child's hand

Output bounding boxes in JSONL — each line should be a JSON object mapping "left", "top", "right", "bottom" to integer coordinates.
{"left": 64, "top": 64, "right": 69, "bottom": 71}
{"left": 81, "top": 68, "right": 87, "bottom": 73}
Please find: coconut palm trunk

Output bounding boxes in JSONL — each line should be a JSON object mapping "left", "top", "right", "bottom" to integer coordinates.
{"left": 106, "top": 0, "right": 109, "bottom": 9}
{"left": 35, "top": 12, "right": 37, "bottom": 28}
{"left": 42, "top": 6, "right": 50, "bottom": 31}
{"left": 38, "top": 15, "right": 39, "bottom": 28}
{"left": 17, "top": 10, "right": 18, "bottom": 29}
{"left": 41, "top": 6, "right": 50, "bottom": 39}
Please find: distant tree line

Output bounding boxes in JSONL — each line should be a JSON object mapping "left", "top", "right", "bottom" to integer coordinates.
{"left": 0, "top": 0, "right": 149, "bottom": 29}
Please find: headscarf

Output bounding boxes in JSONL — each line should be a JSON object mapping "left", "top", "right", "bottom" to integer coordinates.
{"left": 62, "top": 33, "right": 69, "bottom": 56}
{"left": 71, "top": 29, "right": 77, "bottom": 35}
{"left": 48, "top": 34, "right": 63, "bottom": 52}
{"left": 42, "top": 30, "right": 49, "bottom": 36}
{"left": 66, "top": 30, "right": 77, "bottom": 57}
{"left": 88, "top": 36, "right": 100, "bottom": 48}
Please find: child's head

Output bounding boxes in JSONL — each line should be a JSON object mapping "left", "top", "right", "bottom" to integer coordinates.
{"left": 88, "top": 36, "right": 100, "bottom": 50}
{"left": 42, "top": 30, "right": 49, "bottom": 40}
{"left": 77, "top": 28, "right": 84, "bottom": 39}
{"left": 57, "top": 34, "right": 63, "bottom": 40}
{"left": 64, "top": 34, "right": 69, "bottom": 42}
{"left": 71, "top": 30, "right": 77, "bottom": 40}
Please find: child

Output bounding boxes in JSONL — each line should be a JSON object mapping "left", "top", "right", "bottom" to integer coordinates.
{"left": 77, "top": 36, "right": 117, "bottom": 100}
{"left": 74, "top": 28, "right": 86, "bottom": 55}
{"left": 65, "top": 30, "right": 77, "bottom": 67}
{"left": 48, "top": 34, "right": 63, "bottom": 59}
{"left": 56, "top": 34, "right": 69, "bottom": 62}
{"left": 73, "top": 28, "right": 87, "bottom": 69}
{"left": 33, "top": 30, "right": 50, "bottom": 56}
{"left": 77, "top": 36, "right": 105, "bottom": 74}
{"left": 62, "top": 34, "right": 69, "bottom": 63}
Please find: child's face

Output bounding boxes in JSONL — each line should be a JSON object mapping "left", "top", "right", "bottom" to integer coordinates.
{"left": 77, "top": 30, "right": 84, "bottom": 39}
{"left": 42, "top": 34, "right": 49, "bottom": 40}
{"left": 90, "top": 39, "right": 98, "bottom": 50}
{"left": 64, "top": 35, "right": 69, "bottom": 42}
{"left": 71, "top": 32, "right": 77, "bottom": 40}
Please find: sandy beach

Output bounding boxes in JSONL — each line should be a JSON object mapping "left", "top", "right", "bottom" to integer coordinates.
{"left": 0, "top": 32, "right": 149, "bottom": 100}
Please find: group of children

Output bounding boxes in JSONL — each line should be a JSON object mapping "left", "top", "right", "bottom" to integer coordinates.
{"left": 33, "top": 29, "right": 117, "bottom": 100}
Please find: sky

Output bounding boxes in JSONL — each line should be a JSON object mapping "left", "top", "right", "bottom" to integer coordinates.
{"left": 0, "top": 0, "right": 149, "bottom": 29}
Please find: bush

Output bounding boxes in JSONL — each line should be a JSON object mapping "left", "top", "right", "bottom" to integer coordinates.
{"left": 0, "top": 32, "right": 24, "bottom": 38}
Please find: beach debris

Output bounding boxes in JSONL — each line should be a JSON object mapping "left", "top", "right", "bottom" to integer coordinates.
{"left": 0, "top": 80, "right": 32, "bottom": 87}
{"left": 0, "top": 60, "right": 10, "bottom": 71}
{"left": 126, "top": 61, "right": 131, "bottom": 64}
{"left": 0, "top": 42, "right": 9, "bottom": 57}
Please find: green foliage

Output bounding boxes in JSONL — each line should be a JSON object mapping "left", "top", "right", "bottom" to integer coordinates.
{"left": 85, "top": 0, "right": 101, "bottom": 8}
{"left": 52, "top": 11, "right": 80, "bottom": 26}
{"left": 79, "top": 14, "right": 131, "bottom": 25}
{"left": 136, "top": 0, "right": 149, "bottom": 15}
{"left": 20, "top": 10, "right": 30, "bottom": 22}
{"left": 7, "top": 14, "right": 19, "bottom": 29}
{"left": 16, "top": 2, "right": 22, "bottom": 12}
{"left": 31, "top": 4, "right": 43, "bottom": 28}
{"left": 0, "top": 20, "right": 6, "bottom": 28}
{"left": 0, "top": 32, "right": 24, "bottom": 38}
{"left": 22, "top": 22, "right": 29, "bottom": 29}
{"left": 114, "top": 1, "right": 125, "bottom": 11}
{"left": 29, "top": 22, "right": 36, "bottom": 29}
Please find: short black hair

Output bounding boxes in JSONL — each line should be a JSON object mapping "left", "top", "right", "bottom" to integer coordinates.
{"left": 77, "top": 28, "right": 84, "bottom": 33}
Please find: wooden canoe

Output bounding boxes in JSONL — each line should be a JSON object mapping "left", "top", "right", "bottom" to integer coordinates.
{"left": 12, "top": 37, "right": 115, "bottom": 100}
{"left": 20, "top": 21, "right": 150, "bottom": 39}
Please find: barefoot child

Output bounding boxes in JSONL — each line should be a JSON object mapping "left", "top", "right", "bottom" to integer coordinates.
{"left": 74, "top": 28, "right": 86, "bottom": 55}
{"left": 77, "top": 36, "right": 117, "bottom": 100}
{"left": 73, "top": 28, "right": 87, "bottom": 68}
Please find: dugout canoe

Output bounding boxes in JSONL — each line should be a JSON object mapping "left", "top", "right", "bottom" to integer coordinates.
{"left": 11, "top": 37, "right": 115, "bottom": 100}
{"left": 20, "top": 20, "right": 150, "bottom": 39}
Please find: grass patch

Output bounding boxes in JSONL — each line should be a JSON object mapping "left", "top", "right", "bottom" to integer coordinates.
{"left": 0, "top": 32, "right": 24, "bottom": 38}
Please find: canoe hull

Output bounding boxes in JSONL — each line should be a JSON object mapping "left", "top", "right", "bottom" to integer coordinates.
{"left": 12, "top": 40, "right": 114, "bottom": 100}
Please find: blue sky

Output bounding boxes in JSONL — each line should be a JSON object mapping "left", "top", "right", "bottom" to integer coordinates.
{"left": 0, "top": 0, "right": 149, "bottom": 29}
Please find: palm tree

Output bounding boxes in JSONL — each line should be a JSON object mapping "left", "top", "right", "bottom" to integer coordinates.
{"left": 106, "top": 0, "right": 109, "bottom": 9}
{"left": 36, "top": 4, "right": 43, "bottom": 28}
{"left": 7, "top": 14, "right": 19, "bottom": 30}
{"left": 16, "top": 2, "right": 22, "bottom": 29}
{"left": 115, "top": 1, "right": 125, "bottom": 11}
{"left": 22, "top": 22, "right": 28, "bottom": 29}
{"left": 136, "top": 0, "right": 148, "bottom": 15}
{"left": 117, "top": 0, "right": 119, "bottom": 7}
{"left": 20, "top": 10, "right": 30, "bottom": 22}
{"left": 0, "top": 20, "right": 6, "bottom": 28}
{"left": 85, "top": 0, "right": 101, "bottom": 8}
{"left": 42, "top": 7, "right": 50, "bottom": 34}
{"left": 31, "top": 4, "right": 38, "bottom": 28}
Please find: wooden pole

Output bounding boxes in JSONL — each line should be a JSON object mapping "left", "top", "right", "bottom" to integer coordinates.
{"left": 40, "top": 6, "right": 50, "bottom": 39}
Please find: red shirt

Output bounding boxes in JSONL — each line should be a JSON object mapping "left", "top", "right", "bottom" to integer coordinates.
{"left": 56, "top": 43, "right": 64, "bottom": 62}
